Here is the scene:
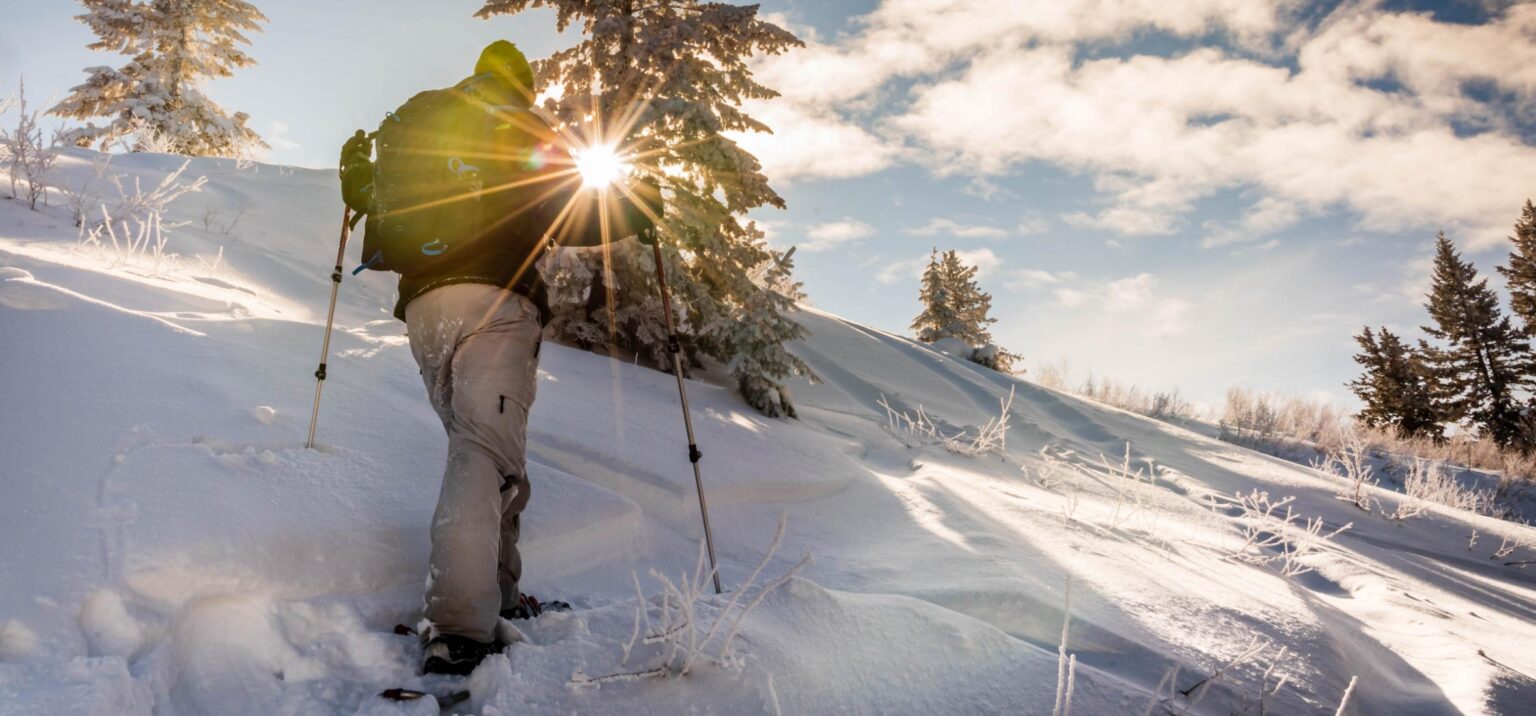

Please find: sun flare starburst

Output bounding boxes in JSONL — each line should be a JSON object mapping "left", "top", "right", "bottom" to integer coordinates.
{"left": 574, "top": 144, "right": 631, "bottom": 190}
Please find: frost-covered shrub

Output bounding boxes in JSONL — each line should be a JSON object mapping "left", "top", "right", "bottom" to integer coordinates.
{"left": 969, "top": 343, "right": 1021, "bottom": 374}
{"left": 1034, "top": 358, "right": 1072, "bottom": 391}
{"left": 60, "top": 152, "right": 114, "bottom": 228}
{"left": 571, "top": 513, "right": 809, "bottom": 686}
{"left": 1076, "top": 375, "right": 1194, "bottom": 424}
{"left": 1, "top": 80, "right": 60, "bottom": 210}
{"left": 78, "top": 160, "right": 206, "bottom": 275}
{"left": 878, "top": 387, "right": 1013, "bottom": 458}
{"left": 1214, "top": 489, "right": 1351, "bottom": 578}
{"left": 1388, "top": 458, "right": 1494, "bottom": 519}
{"left": 1219, "top": 387, "right": 1348, "bottom": 448}
{"left": 1311, "top": 428, "right": 1376, "bottom": 512}
{"left": 926, "top": 337, "right": 1021, "bottom": 375}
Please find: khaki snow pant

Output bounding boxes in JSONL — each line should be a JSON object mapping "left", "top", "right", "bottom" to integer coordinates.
{"left": 405, "top": 283, "right": 541, "bottom": 644}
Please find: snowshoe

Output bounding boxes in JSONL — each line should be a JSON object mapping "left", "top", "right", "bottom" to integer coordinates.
{"left": 501, "top": 593, "right": 571, "bottom": 620}
{"left": 379, "top": 687, "right": 470, "bottom": 709}
{"left": 421, "top": 633, "right": 505, "bottom": 676}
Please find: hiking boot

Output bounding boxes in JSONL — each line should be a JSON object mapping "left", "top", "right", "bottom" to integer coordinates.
{"left": 500, "top": 593, "right": 571, "bottom": 620}
{"left": 422, "top": 634, "right": 503, "bottom": 676}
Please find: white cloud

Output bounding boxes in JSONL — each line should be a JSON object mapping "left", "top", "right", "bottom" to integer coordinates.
{"left": 958, "top": 248, "right": 1002, "bottom": 275}
{"left": 875, "top": 255, "right": 930, "bottom": 285}
{"left": 1202, "top": 197, "right": 1304, "bottom": 248}
{"left": 1055, "top": 287, "right": 1091, "bottom": 307}
{"left": 267, "top": 120, "right": 301, "bottom": 152}
{"left": 731, "top": 99, "right": 898, "bottom": 181}
{"left": 1105, "top": 273, "right": 1159, "bottom": 310}
{"left": 1095, "top": 273, "right": 1189, "bottom": 336}
{"left": 905, "top": 218, "right": 1010, "bottom": 239}
{"left": 1030, "top": 270, "right": 1191, "bottom": 337}
{"left": 1063, "top": 207, "right": 1184, "bottom": 236}
{"left": 1008, "top": 268, "right": 1076, "bottom": 290}
{"left": 893, "top": 37, "right": 1536, "bottom": 245}
{"left": 876, "top": 247, "right": 1001, "bottom": 284}
{"left": 802, "top": 219, "right": 874, "bottom": 252}
{"left": 1016, "top": 214, "right": 1051, "bottom": 235}
{"left": 744, "top": 2, "right": 1536, "bottom": 248}
{"left": 739, "top": 0, "right": 1301, "bottom": 184}
{"left": 1299, "top": 6, "right": 1536, "bottom": 120}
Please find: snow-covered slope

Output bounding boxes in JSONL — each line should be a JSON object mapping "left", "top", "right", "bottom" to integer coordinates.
{"left": 3, "top": 151, "right": 1536, "bottom": 715}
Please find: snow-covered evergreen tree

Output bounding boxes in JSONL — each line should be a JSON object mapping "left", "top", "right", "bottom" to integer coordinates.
{"left": 1421, "top": 232, "right": 1535, "bottom": 448}
{"left": 51, "top": 0, "right": 268, "bottom": 157}
{"left": 911, "top": 249, "right": 996, "bottom": 346}
{"left": 1348, "top": 326, "right": 1441, "bottom": 440}
{"left": 539, "top": 246, "right": 608, "bottom": 350}
{"left": 479, "top": 0, "right": 812, "bottom": 417}
{"left": 1497, "top": 200, "right": 1536, "bottom": 332}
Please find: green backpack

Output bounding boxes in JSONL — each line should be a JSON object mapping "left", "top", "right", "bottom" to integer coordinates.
{"left": 341, "top": 74, "right": 561, "bottom": 278}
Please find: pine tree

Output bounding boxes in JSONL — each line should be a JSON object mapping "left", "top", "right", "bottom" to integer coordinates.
{"left": 911, "top": 249, "right": 996, "bottom": 346}
{"left": 478, "top": 0, "right": 811, "bottom": 417}
{"left": 1421, "top": 232, "right": 1535, "bottom": 448}
{"left": 1497, "top": 199, "right": 1536, "bottom": 331}
{"left": 1348, "top": 326, "right": 1441, "bottom": 440}
{"left": 51, "top": 0, "right": 268, "bottom": 157}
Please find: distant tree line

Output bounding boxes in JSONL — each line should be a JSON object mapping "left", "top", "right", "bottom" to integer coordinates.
{"left": 1351, "top": 200, "right": 1536, "bottom": 451}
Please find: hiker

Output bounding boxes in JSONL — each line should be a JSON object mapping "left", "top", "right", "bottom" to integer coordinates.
{"left": 339, "top": 39, "right": 662, "bottom": 675}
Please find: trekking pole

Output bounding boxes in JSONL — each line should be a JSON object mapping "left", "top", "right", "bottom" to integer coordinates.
{"left": 306, "top": 206, "right": 353, "bottom": 450}
{"left": 649, "top": 238, "right": 723, "bottom": 594}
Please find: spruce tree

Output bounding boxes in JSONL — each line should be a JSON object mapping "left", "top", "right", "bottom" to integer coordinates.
{"left": 1421, "top": 232, "right": 1535, "bottom": 447}
{"left": 51, "top": 0, "right": 268, "bottom": 157}
{"left": 477, "top": 0, "right": 812, "bottom": 417}
{"left": 912, "top": 250, "right": 958, "bottom": 343}
{"left": 911, "top": 249, "right": 996, "bottom": 345}
{"left": 1497, "top": 199, "right": 1536, "bottom": 331}
{"left": 1348, "top": 326, "right": 1441, "bottom": 440}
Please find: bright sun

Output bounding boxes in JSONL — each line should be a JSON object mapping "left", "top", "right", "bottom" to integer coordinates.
{"left": 575, "top": 145, "right": 630, "bottom": 189}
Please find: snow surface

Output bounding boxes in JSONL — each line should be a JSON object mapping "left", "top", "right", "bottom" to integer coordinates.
{"left": 3, "top": 150, "right": 1536, "bottom": 714}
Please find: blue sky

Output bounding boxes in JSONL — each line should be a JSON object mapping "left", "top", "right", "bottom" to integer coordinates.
{"left": 4, "top": 0, "right": 1534, "bottom": 410}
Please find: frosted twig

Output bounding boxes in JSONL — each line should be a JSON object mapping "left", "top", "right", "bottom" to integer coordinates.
{"left": 622, "top": 570, "right": 647, "bottom": 665}
{"left": 1312, "top": 428, "right": 1375, "bottom": 512}
{"left": 718, "top": 552, "right": 810, "bottom": 664}
{"left": 697, "top": 512, "right": 788, "bottom": 659}
{"left": 1334, "top": 675, "right": 1358, "bottom": 716}
{"left": 1492, "top": 534, "right": 1531, "bottom": 560}
{"left": 568, "top": 665, "right": 669, "bottom": 687}
{"left": 1063, "top": 654, "right": 1077, "bottom": 716}
{"left": 1052, "top": 576, "right": 1074, "bottom": 716}
{"left": 579, "top": 515, "right": 809, "bottom": 685}
{"left": 1029, "top": 449, "right": 1067, "bottom": 490}
{"left": 1177, "top": 636, "right": 1269, "bottom": 714}
{"left": 1215, "top": 490, "right": 1350, "bottom": 577}
{"left": 766, "top": 671, "right": 783, "bottom": 716}
{"left": 1140, "top": 666, "right": 1179, "bottom": 716}
{"left": 877, "top": 388, "right": 1012, "bottom": 458}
